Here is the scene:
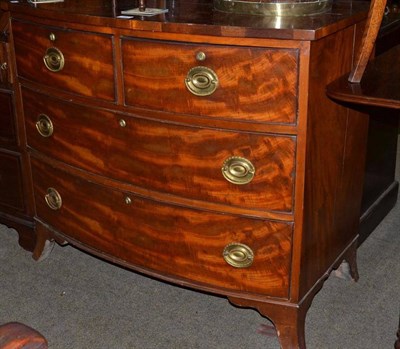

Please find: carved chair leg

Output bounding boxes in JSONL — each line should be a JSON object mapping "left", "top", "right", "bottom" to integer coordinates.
{"left": 348, "top": 0, "right": 387, "bottom": 83}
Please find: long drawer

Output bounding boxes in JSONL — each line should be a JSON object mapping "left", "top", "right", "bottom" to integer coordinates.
{"left": 12, "top": 19, "right": 115, "bottom": 101}
{"left": 31, "top": 157, "right": 293, "bottom": 298}
{"left": 122, "top": 38, "right": 299, "bottom": 124}
{"left": 24, "top": 87, "right": 296, "bottom": 213}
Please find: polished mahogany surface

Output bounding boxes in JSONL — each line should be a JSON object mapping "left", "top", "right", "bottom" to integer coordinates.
{"left": 327, "top": 44, "right": 400, "bottom": 109}
{"left": 2, "top": 0, "right": 370, "bottom": 40}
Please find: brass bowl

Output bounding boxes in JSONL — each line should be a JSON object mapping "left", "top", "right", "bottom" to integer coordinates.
{"left": 214, "top": 0, "right": 332, "bottom": 16}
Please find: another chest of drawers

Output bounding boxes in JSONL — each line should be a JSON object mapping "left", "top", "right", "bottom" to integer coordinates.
{"left": 0, "top": 11, "right": 33, "bottom": 233}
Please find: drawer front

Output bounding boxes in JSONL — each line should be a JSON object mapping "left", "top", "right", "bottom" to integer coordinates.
{"left": 24, "top": 88, "right": 295, "bottom": 213}
{"left": 32, "top": 158, "right": 292, "bottom": 298}
{"left": 0, "top": 151, "right": 24, "bottom": 211}
{"left": 122, "top": 38, "right": 299, "bottom": 124}
{"left": 12, "top": 19, "right": 115, "bottom": 101}
{"left": 0, "top": 91, "right": 16, "bottom": 146}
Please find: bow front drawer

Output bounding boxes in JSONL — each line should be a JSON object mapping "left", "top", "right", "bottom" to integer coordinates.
{"left": 12, "top": 19, "right": 115, "bottom": 101}
{"left": 122, "top": 38, "right": 299, "bottom": 125}
{"left": 31, "top": 157, "right": 293, "bottom": 298}
{"left": 24, "top": 87, "right": 296, "bottom": 214}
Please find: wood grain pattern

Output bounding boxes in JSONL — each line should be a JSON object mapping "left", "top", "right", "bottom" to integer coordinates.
{"left": 23, "top": 87, "right": 296, "bottom": 214}
{"left": 123, "top": 38, "right": 299, "bottom": 124}
{"left": 12, "top": 19, "right": 115, "bottom": 101}
{"left": 31, "top": 157, "right": 293, "bottom": 297}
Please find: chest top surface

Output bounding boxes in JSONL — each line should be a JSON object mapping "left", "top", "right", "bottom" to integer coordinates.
{"left": 2, "top": 0, "right": 369, "bottom": 40}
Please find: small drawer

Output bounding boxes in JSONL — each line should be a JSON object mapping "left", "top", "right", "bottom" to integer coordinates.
{"left": 24, "top": 88, "right": 296, "bottom": 213}
{"left": 0, "top": 151, "right": 24, "bottom": 212}
{"left": 12, "top": 19, "right": 115, "bottom": 101}
{"left": 32, "top": 157, "right": 292, "bottom": 298}
{"left": 122, "top": 38, "right": 299, "bottom": 124}
{"left": 0, "top": 90, "right": 16, "bottom": 146}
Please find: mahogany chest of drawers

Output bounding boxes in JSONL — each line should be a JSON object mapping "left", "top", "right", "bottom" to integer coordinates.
{"left": 0, "top": 1, "right": 373, "bottom": 348}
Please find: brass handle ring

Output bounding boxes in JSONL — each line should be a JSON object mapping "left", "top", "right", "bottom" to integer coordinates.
{"left": 43, "top": 47, "right": 65, "bottom": 72}
{"left": 36, "top": 114, "right": 54, "bottom": 138}
{"left": 45, "top": 187, "right": 62, "bottom": 210}
{"left": 223, "top": 243, "right": 254, "bottom": 268}
{"left": 222, "top": 156, "right": 255, "bottom": 185}
{"left": 185, "top": 66, "right": 219, "bottom": 96}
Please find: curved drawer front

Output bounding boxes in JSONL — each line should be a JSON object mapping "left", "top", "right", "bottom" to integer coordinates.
{"left": 12, "top": 19, "right": 115, "bottom": 101}
{"left": 24, "top": 88, "right": 295, "bottom": 213}
{"left": 122, "top": 38, "right": 298, "bottom": 124}
{"left": 31, "top": 157, "right": 292, "bottom": 298}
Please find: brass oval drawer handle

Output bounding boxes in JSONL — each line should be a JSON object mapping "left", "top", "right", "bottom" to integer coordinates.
{"left": 36, "top": 114, "right": 54, "bottom": 138}
{"left": 43, "top": 47, "right": 65, "bottom": 72}
{"left": 0, "top": 62, "right": 7, "bottom": 71}
{"left": 185, "top": 66, "right": 219, "bottom": 96}
{"left": 222, "top": 156, "right": 255, "bottom": 185}
{"left": 223, "top": 243, "right": 254, "bottom": 268}
{"left": 45, "top": 187, "right": 62, "bottom": 210}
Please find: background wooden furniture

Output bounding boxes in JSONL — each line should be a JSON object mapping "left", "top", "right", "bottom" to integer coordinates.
{"left": 0, "top": 1, "right": 385, "bottom": 348}
{"left": 327, "top": 47, "right": 400, "bottom": 108}
{"left": 327, "top": 42, "right": 400, "bottom": 349}
{"left": 359, "top": 3, "right": 400, "bottom": 246}
{"left": 0, "top": 10, "right": 35, "bottom": 250}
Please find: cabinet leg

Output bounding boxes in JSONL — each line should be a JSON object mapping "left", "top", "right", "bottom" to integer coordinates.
{"left": 32, "top": 223, "right": 55, "bottom": 261}
{"left": 344, "top": 241, "right": 359, "bottom": 281}
{"left": 273, "top": 306, "right": 306, "bottom": 349}
{"left": 332, "top": 239, "right": 359, "bottom": 281}
{"left": 229, "top": 297, "right": 309, "bottom": 349}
